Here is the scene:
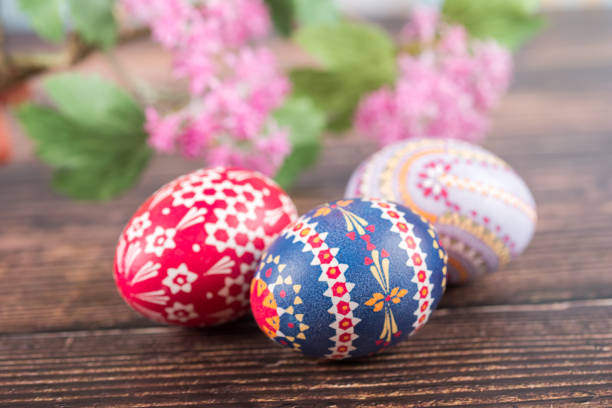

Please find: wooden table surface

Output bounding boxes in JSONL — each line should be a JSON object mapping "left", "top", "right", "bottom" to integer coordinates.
{"left": 1, "top": 10, "right": 612, "bottom": 408}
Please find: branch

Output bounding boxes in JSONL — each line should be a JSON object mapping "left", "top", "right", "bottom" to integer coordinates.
{"left": 0, "top": 28, "right": 148, "bottom": 94}
{"left": 0, "top": 20, "right": 13, "bottom": 78}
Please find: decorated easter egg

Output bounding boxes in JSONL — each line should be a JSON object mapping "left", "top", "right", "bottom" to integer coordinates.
{"left": 345, "top": 139, "right": 536, "bottom": 285}
{"left": 114, "top": 167, "right": 298, "bottom": 327}
{"left": 250, "top": 198, "right": 447, "bottom": 359}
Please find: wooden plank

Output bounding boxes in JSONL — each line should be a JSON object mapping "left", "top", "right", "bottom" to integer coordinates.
{"left": 0, "top": 301, "right": 610, "bottom": 407}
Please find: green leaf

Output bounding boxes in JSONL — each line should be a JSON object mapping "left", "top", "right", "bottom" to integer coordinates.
{"left": 264, "top": 0, "right": 338, "bottom": 35}
{"left": 442, "top": 0, "right": 544, "bottom": 50}
{"left": 68, "top": 0, "right": 117, "bottom": 49}
{"left": 295, "top": 21, "right": 395, "bottom": 73}
{"left": 292, "top": 0, "right": 338, "bottom": 26}
{"left": 290, "top": 65, "right": 393, "bottom": 132}
{"left": 274, "top": 98, "right": 325, "bottom": 189}
{"left": 51, "top": 145, "right": 151, "bottom": 200}
{"left": 16, "top": 74, "right": 151, "bottom": 200}
{"left": 291, "top": 21, "right": 397, "bottom": 131}
{"left": 44, "top": 74, "right": 145, "bottom": 143}
{"left": 18, "top": 0, "right": 65, "bottom": 43}
{"left": 263, "top": 0, "right": 295, "bottom": 36}
{"left": 290, "top": 69, "right": 355, "bottom": 131}
{"left": 16, "top": 104, "right": 129, "bottom": 167}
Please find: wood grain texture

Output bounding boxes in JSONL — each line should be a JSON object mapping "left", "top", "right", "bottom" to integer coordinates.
{"left": 1, "top": 301, "right": 611, "bottom": 407}
{"left": 0, "top": 9, "right": 611, "bottom": 407}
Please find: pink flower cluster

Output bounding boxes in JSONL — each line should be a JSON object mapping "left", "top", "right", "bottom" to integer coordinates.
{"left": 122, "top": 0, "right": 291, "bottom": 176}
{"left": 356, "top": 7, "right": 513, "bottom": 147}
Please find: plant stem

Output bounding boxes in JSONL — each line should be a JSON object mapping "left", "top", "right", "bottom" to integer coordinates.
{"left": 0, "top": 27, "right": 148, "bottom": 94}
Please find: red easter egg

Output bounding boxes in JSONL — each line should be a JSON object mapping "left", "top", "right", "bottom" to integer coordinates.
{"left": 114, "top": 167, "right": 298, "bottom": 326}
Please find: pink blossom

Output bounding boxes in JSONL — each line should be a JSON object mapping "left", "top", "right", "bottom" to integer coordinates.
{"left": 122, "top": 0, "right": 291, "bottom": 176}
{"left": 145, "top": 107, "right": 182, "bottom": 153}
{"left": 150, "top": 0, "right": 193, "bottom": 48}
{"left": 233, "top": 47, "right": 291, "bottom": 115}
{"left": 173, "top": 50, "right": 216, "bottom": 96}
{"left": 206, "top": 145, "right": 235, "bottom": 168}
{"left": 253, "top": 125, "right": 291, "bottom": 170}
{"left": 356, "top": 6, "right": 512, "bottom": 147}
{"left": 400, "top": 6, "right": 439, "bottom": 44}
{"left": 357, "top": 56, "right": 488, "bottom": 145}
{"left": 472, "top": 40, "right": 513, "bottom": 111}
{"left": 206, "top": 0, "right": 271, "bottom": 47}
{"left": 204, "top": 125, "right": 289, "bottom": 177}
{"left": 120, "top": 0, "right": 156, "bottom": 22}
{"left": 178, "top": 113, "right": 216, "bottom": 158}
{"left": 439, "top": 26, "right": 468, "bottom": 55}
{"left": 354, "top": 88, "right": 398, "bottom": 145}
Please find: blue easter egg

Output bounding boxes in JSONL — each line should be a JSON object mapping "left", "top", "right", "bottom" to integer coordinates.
{"left": 250, "top": 198, "right": 447, "bottom": 359}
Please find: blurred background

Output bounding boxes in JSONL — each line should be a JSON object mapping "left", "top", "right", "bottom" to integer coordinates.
{"left": 3, "top": 0, "right": 612, "bottom": 27}
{"left": 1, "top": 0, "right": 610, "bottom": 165}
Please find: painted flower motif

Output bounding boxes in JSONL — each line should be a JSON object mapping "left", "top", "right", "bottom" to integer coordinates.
{"left": 336, "top": 200, "right": 353, "bottom": 207}
{"left": 365, "top": 287, "right": 409, "bottom": 312}
{"left": 219, "top": 274, "right": 251, "bottom": 307}
{"left": 313, "top": 207, "right": 332, "bottom": 218}
{"left": 313, "top": 200, "right": 353, "bottom": 218}
{"left": 162, "top": 263, "right": 198, "bottom": 294}
{"left": 165, "top": 301, "right": 198, "bottom": 323}
{"left": 145, "top": 226, "right": 177, "bottom": 257}
{"left": 126, "top": 212, "right": 152, "bottom": 241}
{"left": 418, "top": 161, "right": 450, "bottom": 200}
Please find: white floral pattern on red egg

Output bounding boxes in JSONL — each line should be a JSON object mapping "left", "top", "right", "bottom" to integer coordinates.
{"left": 126, "top": 212, "right": 152, "bottom": 241}
{"left": 114, "top": 167, "right": 298, "bottom": 327}
{"left": 162, "top": 263, "right": 198, "bottom": 294}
